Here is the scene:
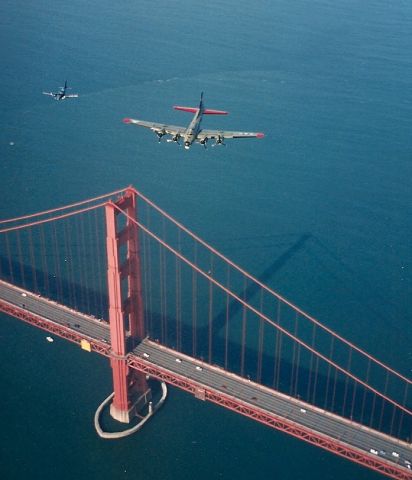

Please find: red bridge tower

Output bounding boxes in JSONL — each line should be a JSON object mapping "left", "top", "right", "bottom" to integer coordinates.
{"left": 105, "top": 188, "right": 151, "bottom": 423}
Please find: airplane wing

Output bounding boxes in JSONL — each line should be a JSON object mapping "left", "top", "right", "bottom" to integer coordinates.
{"left": 123, "top": 118, "right": 187, "bottom": 136}
{"left": 65, "top": 94, "right": 79, "bottom": 98}
{"left": 197, "top": 129, "right": 264, "bottom": 141}
{"left": 42, "top": 92, "right": 55, "bottom": 97}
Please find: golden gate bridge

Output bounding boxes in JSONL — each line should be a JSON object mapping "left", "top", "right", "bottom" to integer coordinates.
{"left": 0, "top": 187, "right": 411, "bottom": 479}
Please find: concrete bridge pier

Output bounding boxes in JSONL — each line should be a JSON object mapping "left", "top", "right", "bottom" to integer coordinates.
{"left": 95, "top": 380, "right": 168, "bottom": 439}
{"left": 108, "top": 361, "right": 152, "bottom": 424}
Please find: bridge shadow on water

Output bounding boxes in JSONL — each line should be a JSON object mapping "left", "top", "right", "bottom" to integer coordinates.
{"left": 143, "top": 232, "right": 411, "bottom": 443}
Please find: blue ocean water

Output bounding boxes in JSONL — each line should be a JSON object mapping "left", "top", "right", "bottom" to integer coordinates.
{"left": 1, "top": 1, "right": 412, "bottom": 479}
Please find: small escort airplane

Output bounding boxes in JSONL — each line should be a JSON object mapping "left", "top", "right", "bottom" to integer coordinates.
{"left": 42, "top": 81, "right": 79, "bottom": 101}
{"left": 123, "top": 92, "right": 264, "bottom": 149}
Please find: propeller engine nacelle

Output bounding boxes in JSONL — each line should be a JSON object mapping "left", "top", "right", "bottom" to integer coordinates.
{"left": 167, "top": 133, "right": 181, "bottom": 145}
{"left": 200, "top": 137, "right": 208, "bottom": 149}
{"left": 213, "top": 135, "right": 225, "bottom": 147}
{"left": 156, "top": 129, "right": 166, "bottom": 142}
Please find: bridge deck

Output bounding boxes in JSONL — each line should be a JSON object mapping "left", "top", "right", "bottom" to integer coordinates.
{"left": 0, "top": 280, "right": 110, "bottom": 343}
{"left": 1, "top": 279, "right": 411, "bottom": 479}
{"left": 132, "top": 339, "right": 412, "bottom": 473}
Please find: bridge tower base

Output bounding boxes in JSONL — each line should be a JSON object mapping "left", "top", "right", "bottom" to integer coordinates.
{"left": 105, "top": 188, "right": 151, "bottom": 426}
{"left": 110, "top": 388, "right": 151, "bottom": 424}
{"left": 94, "top": 382, "right": 168, "bottom": 439}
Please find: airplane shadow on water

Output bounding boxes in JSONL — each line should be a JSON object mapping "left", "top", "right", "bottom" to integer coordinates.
{"left": 0, "top": 232, "right": 410, "bottom": 441}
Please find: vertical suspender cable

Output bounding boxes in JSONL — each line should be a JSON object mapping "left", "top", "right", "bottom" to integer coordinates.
{"left": 350, "top": 379, "right": 358, "bottom": 421}
{"left": 192, "top": 242, "right": 198, "bottom": 357}
{"left": 311, "top": 356, "right": 320, "bottom": 405}
{"left": 147, "top": 211, "right": 154, "bottom": 336}
{"left": 28, "top": 228, "right": 38, "bottom": 293}
{"left": 308, "top": 323, "right": 318, "bottom": 404}
{"left": 257, "top": 289, "right": 264, "bottom": 383}
{"left": 290, "top": 312, "right": 298, "bottom": 396}
{"left": 93, "top": 209, "right": 105, "bottom": 319}
{"left": 5, "top": 234, "right": 14, "bottom": 284}
{"left": 62, "top": 221, "right": 74, "bottom": 308}
{"left": 74, "top": 214, "right": 86, "bottom": 311}
{"left": 162, "top": 219, "right": 168, "bottom": 345}
{"left": 39, "top": 224, "right": 49, "bottom": 295}
{"left": 331, "top": 368, "right": 338, "bottom": 413}
{"left": 224, "top": 265, "right": 231, "bottom": 370}
{"left": 360, "top": 358, "right": 371, "bottom": 425}
{"left": 159, "top": 243, "right": 165, "bottom": 343}
{"left": 378, "top": 371, "right": 390, "bottom": 431}
{"left": 240, "top": 276, "right": 247, "bottom": 377}
{"left": 86, "top": 209, "right": 98, "bottom": 315}
{"left": 273, "top": 301, "right": 282, "bottom": 390}
{"left": 208, "top": 253, "right": 214, "bottom": 364}
{"left": 80, "top": 213, "right": 91, "bottom": 313}
{"left": 369, "top": 392, "right": 377, "bottom": 429}
{"left": 397, "top": 383, "right": 409, "bottom": 438}
{"left": 342, "top": 348, "right": 353, "bottom": 416}
{"left": 52, "top": 221, "right": 63, "bottom": 301}
{"left": 16, "top": 229, "right": 25, "bottom": 288}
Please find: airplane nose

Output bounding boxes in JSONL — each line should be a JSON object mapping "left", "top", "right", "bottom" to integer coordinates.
{"left": 184, "top": 142, "right": 190, "bottom": 150}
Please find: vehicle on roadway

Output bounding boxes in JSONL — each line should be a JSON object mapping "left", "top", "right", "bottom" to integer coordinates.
{"left": 123, "top": 92, "right": 264, "bottom": 149}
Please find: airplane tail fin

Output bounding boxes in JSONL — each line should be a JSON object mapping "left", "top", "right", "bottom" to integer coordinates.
{"left": 200, "top": 92, "right": 228, "bottom": 114}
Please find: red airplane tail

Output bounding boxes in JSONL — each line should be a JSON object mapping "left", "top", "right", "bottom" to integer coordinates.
{"left": 174, "top": 93, "right": 228, "bottom": 114}
{"left": 203, "top": 108, "right": 228, "bottom": 115}
{"left": 173, "top": 106, "right": 199, "bottom": 113}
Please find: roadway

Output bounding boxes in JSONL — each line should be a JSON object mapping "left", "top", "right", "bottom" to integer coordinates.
{"left": 131, "top": 340, "right": 412, "bottom": 474}
{"left": 0, "top": 280, "right": 110, "bottom": 343}
{"left": 1, "top": 279, "right": 411, "bottom": 477}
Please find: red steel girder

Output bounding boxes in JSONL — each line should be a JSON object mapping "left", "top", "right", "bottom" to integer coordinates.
{"left": 127, "top": 354, "right": 412, "bottom": 480}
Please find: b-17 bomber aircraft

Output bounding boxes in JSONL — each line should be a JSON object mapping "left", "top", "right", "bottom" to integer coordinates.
{"left": 123, "top": 93, "right": 264, "bottom": 149}
{"left": 42, "top": 81, "right": 79, "bottom": 101}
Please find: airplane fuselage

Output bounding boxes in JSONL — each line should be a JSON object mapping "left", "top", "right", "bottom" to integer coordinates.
{"left": 183, "top": 109, "right": 203, "bottom": 149}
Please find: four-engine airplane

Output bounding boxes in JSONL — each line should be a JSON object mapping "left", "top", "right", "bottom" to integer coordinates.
{"left": 42, "top": 81, "right": 79, "bottom": 101}
{"left": 123, "top": 92, "right": 264, "bottom": 149}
